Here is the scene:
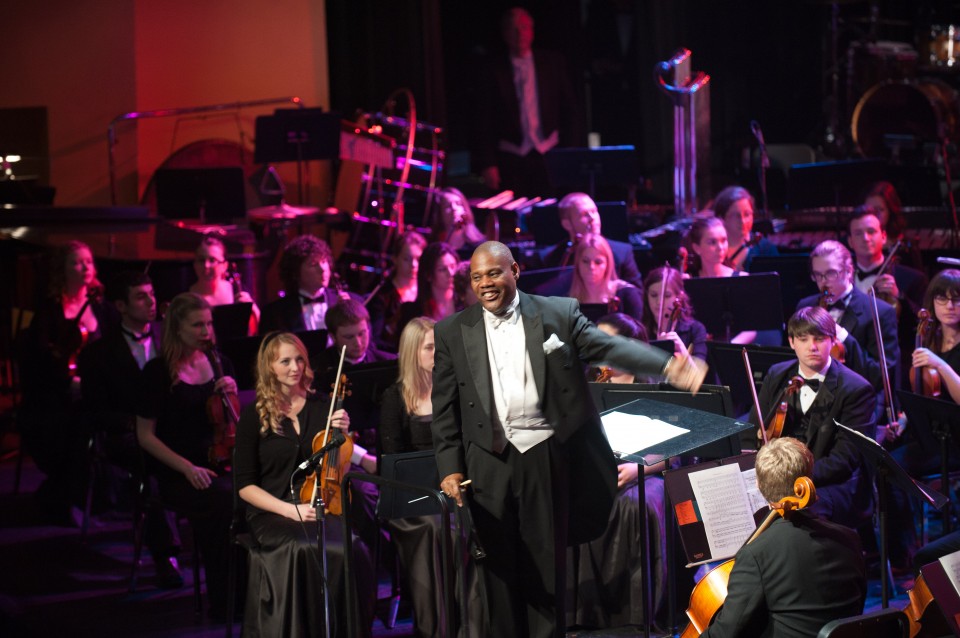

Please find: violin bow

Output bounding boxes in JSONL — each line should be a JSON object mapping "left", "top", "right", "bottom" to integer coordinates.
{"left": 867, "top": 288, "right": 897, "bottom": 425}
{"left": 742, "top": 348, "right": 769, "bottom": 445}
{"left": 322, "top": 345, "right": 348, "bottom": 447}
{"left": 656, "top": 263, "right": 669, "bottom": 337}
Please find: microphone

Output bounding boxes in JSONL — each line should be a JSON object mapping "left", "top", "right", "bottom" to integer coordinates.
{"left": 938, "top": 256, "right": 960, "bottom": 267}
{"left": 750, "top": 120, "right": 770, "bottom": 168}
{"left": 296, "top": 433, "right": 347, "bottom": 472}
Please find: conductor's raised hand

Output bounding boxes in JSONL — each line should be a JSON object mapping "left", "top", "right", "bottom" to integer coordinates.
{"left": 666, "top": 354, "right": 707, "bottom": 395}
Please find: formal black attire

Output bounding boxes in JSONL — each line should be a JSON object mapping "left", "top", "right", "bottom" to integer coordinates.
{"left": 78, "top": 323, "right": 180, "bottom": 562}
{"left": 754, "top": 359, "right": 877, "bottom": 528}
{"left": 379, "top": 382, "right": 484, "bottom": 637}
{"left": 367, "top": 280, "right": 403, "bottom": 353}
{"left": 701, "top": 511, "right": 866, "bottom": 638}
{"left": 137, "top": 354, "right": 234, "bottom": 615}
{"left": 660, "top": 317, "right": 709, "bottom": 362}
{"left": 431, "top": 292, "right": 672, "bottom": 637}
{"left": 234, "top": 398, "right": 374, "bottom": 638}
{"left": 534, "top": 238, "right": 643, "bottom": 294}
{"left": 475, "top": 49, "right": 582, "bottom": 196}
{"left": 260, "top": 288, "right": 359, "bottom": 335}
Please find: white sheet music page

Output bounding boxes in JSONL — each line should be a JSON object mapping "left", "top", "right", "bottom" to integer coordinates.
{"left": 740, "top": 468, "right": 769, "bottom": 514}
{"left": 689, "top": 463, "right": 757, "bottom": 560}
{"left": 939, "top": 549, "right": 960, "bottom": 596}
{"left": 599, "top": 411, "right": 688, "bottom": 458}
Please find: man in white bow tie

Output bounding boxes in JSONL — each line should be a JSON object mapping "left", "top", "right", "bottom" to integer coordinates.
{"left": 431, "top": 241, "right": 706, "bottom": 637}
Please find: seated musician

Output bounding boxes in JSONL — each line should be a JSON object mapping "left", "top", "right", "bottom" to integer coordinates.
{"left": 189, "top": 236, "right": 259, "bottom": 334}
{"left": 797, "top": 240, "right": 900, "bottom": 414}
{"left": 379, "top": 317, "right": 483, "bottom": 636}
{"left": 568, "top": 233, "right": 644, "bottom": 323}
{"left": 912, "top": 269, "right": 960, "bottom": 404}
{"left": 700, "top": 437, "right": 866, "bottom": 637}
{"left": 713, "top": 185, "right": 778, "bottom": 272}
{"left": 78, "top": 271, "right": 182, "bottom": 588}
{"left": 848, "top": 205, "right": 928, "bottom": 390}
{"left": 259, "top": 235, "right": 352, "bottom": 335}
{"left": 434, "top": 187, "right": 487, "bottom": 259}
{"left": 398, "top": 242, "right": 462, "bottom": 332}
{"left": 752, "top": 306, "right": 877, "bottom": 529}
{"left": 19, "top": 240, "right": 108, "bottom": 526}
{"left": 453, "top": 259, "right": 479, "bottom": 309}
{"left": 234, "top": 331, "right": 375, "bottom": 637}
{"left": 641, "top": 265, "right": 708, "bottom": 361}
{"left": 134, "top": 293, "right": 236, "bottom": 619}
{"left": 534, "top": 192, "right": 643, "bottom": 295}
{"left": 367, "top": 231, "right": 427, "bottom": 352}
{"left": 863, "top": 180, "right": 925, "bottom": 271}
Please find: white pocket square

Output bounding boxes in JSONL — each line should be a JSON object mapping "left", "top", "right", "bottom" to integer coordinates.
{"left": 543, "top": 333, "right": 564, "bottom": 355}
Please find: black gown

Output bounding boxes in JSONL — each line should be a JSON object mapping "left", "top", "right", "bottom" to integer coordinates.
{"left": 234, "top": 396, "right": 375, "bottom": 638}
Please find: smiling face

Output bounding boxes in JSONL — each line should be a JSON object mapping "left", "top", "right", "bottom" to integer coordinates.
{"left": 66, "top": 246, "right": 96, "bottom": 289}
{"left": 692, "top": 223, "right": 729, "bottom": 268}
{"left": 848, "top": 213, "right": 886, "bottom": 263}
{"left": 270, "top": 341, "right": 306, "bottom": 390}
{"left": 470, "top": 246, "right": 519, "bottom": 315}
{"left": 789, "top": 333, "right": 834, "bottom": 376}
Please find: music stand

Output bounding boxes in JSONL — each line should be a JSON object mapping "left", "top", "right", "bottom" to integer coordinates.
{"left": 254, "top": 108, "right": 341, "bottom": 204}
{"left": 748, "top": 256, "right": 819, "bottom": 326}
{"left": 527, "top": 201, "right": 630, "bottom": 245}
{"left": 516, "top": 266, "right": 573, "bottom": 294}
{"left": 598, "top": 397, "right": 752, "bottom": 638}
{"left": 706, "top": 342, "right": 797, "bottom": 418}
{"left": 378, "top": 450, "right": 443, "bottom": 519}
{"left": 544, "top": 146, "right": 640, "bottom": 200}
{"left": 684, "top": 273, "right": 784, "bottom": 342}
{"left": 897, "top": 390, "right": 960, "bottom": 535}
{"left": 837, "top": 422, "right": 950, "bottom": 608}
{"left": 787, "top": 159, "right": 886, "bottom": 211}
{"left": 211, "top": 302, "right": 252, "bottom": 342}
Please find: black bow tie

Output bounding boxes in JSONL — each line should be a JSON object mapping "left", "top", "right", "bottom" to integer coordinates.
{"left": 301, "top": 293, "right": 326, "bottom": 305}
{"left": 801, "top": 378, "right": 821, "bottom": 393}
{"left": 121, "top": 327, "right": 150, "bottom": 342}
{"left": 857, "top": 265, "right": 882, "bottom": 279}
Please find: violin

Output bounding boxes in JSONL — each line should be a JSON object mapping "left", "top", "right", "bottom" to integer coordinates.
{"left": 912, "top": 309, "right": 942, "bottom": 398}
{"left": 666, "top": 298, "right": 685, "bottom": 334}
{"left": 595, "top": 367, "right": 615, "bottom": 383}
{"left": 227, "top": 261, "right": 242, "bottom": 302}
{"left": 680, "top": 476, "right": 817, "bottom": 637}
{"left": 205, "top": 345, "right": 240, "bottom": 470}
{"left": 743, "top": 350, "right": 803, "bottom": 445}
{"left": 818, "top": 290, "right": 847, "bottom": 363}
{"left": 300, "top": 350, "right": 354, "bottom": 515}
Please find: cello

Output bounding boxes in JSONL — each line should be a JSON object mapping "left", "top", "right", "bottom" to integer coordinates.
{"left": 300, "top": 346, "right": 354, "bottom": 514}
{"left": 912, "top": 309, "right": 942, "bottom": 398}
{"left": 680, "top": 476, "right": 818, "bottom": 637}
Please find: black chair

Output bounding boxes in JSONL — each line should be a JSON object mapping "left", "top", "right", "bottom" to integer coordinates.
{"left": 818, "top": 608, "right": 910, "bottom": 638}
{"left": 225, "top": 448, "right": 260, "bottom": 638}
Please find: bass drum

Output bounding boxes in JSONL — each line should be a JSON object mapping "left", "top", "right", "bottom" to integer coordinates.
{"left": 851, "top": 79, "right": 958, "bottom": 158}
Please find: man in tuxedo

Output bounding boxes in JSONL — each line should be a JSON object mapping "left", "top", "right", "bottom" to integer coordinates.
{"left": 701, "top": 437, "right": 867, "bottom": 637}
{"left": 534, "top": 191, "right": 643, "bottom": 296}
{"left": 78, "top": 271, "right": 182, "bottom": 588}
{"left": 259, "top": 235, "right": 351, "bottom": 334}
{"left": 753, "top": 306, "right": 877, "bottom": 529}
{"left": 796, "top": 239, "right": 899, "bottom": 411}
{"left": 475, "top": 7, "right": 582, "bottom": 195}
{"left": 432, "top": 241, "right": 706, "bottom": 637}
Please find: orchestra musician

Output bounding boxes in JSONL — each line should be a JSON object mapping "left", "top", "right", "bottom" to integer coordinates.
{"left": 398, "top": 242, "right": 462, "bottom": 332}
{"left": 862, "top": 180, "right": 924, "bottom": 272}
{"left": 592, "top": 313, "right": 650, "bottom": 384}
{"left": 751, "top": 307, "right": 877, "bottom": 530}
{"left": 714, "top": 185, "right": 778, "bottom": 272}
{"left": 431, "top": 241, "right": 706, "bottom": 637}
{"left": 78, "top": 271, "right": 182, "bottom": 589}
{"left": 567, "top": 233, "right": 644, "bottom": 323}
{"left": 641, "top": 265, "right": 708, "bottom": 361}
{"left": 259, "top": 235, "right": 352, "bottom": 334}
{"left": 189, "top": 236, "right": 260, "bottom": 334}
{"left": 912, "top": 269, "right": 960, "bottom": 404}
{"left": 234, "top": 331, "right": 375, "bottom": 637}
{"left": 434, "top": 187, "right": 487, "bottom": 258}
{"left": 699, "top": 438, "right": 866, "bottom": 637}
{"left": 367, "top": 231, "right": 427, "bottom": 352}
{"left": 796, "top": 240, "right": 900, "bottom": 415}
{"left": 18, "top": 240, "right": 107, "bottom": 526}
{"left": 134, "top": 292, "right": 236, "bottom": 620}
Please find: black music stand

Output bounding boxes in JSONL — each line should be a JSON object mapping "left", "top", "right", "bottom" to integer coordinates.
{"left": 516, "top": 266, "right": 573, "bottom": 294}
{"left": 787, "top": 159, "right": 886, "bottom": 211}
{"left": 211, "top": 302, "right": 252, "bottom": 342}
{"left": 748, "top": 256, "right": 819, "bottom": 326}
{"left": 706, "top": 342, "right": 797, "bottom": 418}
{"left": 544, "top": 146, "right": 640, "bottom": 200}
{"left": 684, "top": 273, "right": 783, "bottom": 342}
{"left": 837, "top": 422, "right": 950, "bottom": 608}
{"left": 898, "top": 390, "right": 960, "bottom": 535}
{"left": 254, "top": 108, "right": 341, "bottom": 204}
{"left": 598, "top": 396, "right": 752, "bottom": 638}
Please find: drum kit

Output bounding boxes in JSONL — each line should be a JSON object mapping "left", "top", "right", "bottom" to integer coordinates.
{"left": 828, "top": 1, "right": 960, "bottom": 162}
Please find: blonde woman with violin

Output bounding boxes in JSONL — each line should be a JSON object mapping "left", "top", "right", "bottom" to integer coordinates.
{"left": 234, "top": 331, "right": 374, "bottom": 637}
{"left": 189, "top": 236, "right": 260, "bottom": 334}
{"left": 697, "top": 438, "right": 866, "bottom": 637}
{"left": 642, "top": 266, "right": 708, "bottom": 361}
{"left": 135, "top": 292, "right": 237, "bottom": 620}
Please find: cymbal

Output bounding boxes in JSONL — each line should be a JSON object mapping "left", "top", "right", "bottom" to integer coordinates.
{"left": 247, "top": 203, "right": 320, "bottom": 221}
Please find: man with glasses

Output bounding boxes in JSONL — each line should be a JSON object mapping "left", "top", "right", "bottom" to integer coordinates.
{"left": 796, "top": 240, "right": 899, "bottom": 417}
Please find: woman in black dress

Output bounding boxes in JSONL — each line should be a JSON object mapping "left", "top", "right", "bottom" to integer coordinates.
{"left": 234, "top": 331, "right": 374, "bottom": 637}
{"left": 135, "top": 292, "right": 236, "bottom": 619}
{"left": 567, "top": 233, "right": 644, "bottom": 323}
{"left": 641, "top": 265, "right": 708, "bottom": 361}
{"left": 367, "top": 231, "right": 427, "bottom": 352}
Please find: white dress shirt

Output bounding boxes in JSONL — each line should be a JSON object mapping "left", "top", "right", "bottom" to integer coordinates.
{"left": 299, "top": 288, "right": 328, "bottom": 331}
{"left": 121, "top": 324, "right": 156, "bottom": 370}
{"left": 498, "top": 53, "right": 559, "bottom": 158}
{"left": 798, "top": 359, "right": 829, "bottom": 414}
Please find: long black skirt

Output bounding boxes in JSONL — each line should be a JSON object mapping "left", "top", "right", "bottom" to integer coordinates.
{"left": 243, "top": 511, "right": 375, "bottom": 638}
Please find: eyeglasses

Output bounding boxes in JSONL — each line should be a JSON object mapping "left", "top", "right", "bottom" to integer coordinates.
{"left": 934, "top": 295, "right": 960, "bottom": 307}
{"left": 195, "top": 257, "right": 225, "bottom": 265}
{"left": 810, "top": 269, "right": 842, "bottom": 283}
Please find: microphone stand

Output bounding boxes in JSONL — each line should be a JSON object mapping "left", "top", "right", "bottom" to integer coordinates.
{"left": 315, "top": 494, "right": 332, "bottom": 638}
{"left": 751, "top": 120, "right": 770, "bottom": 219}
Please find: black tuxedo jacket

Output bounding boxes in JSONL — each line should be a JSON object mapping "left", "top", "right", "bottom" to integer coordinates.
{"left": 534, "top": 238, "right": 643, "bottom": 295}
{"left": 431, "top": 292, "right": 670, "bottom": 543}
{"left": 797, "top": 287, "right": 899, "bottom": 393}
{"left": 79, "top": 323, "right": 162, "bottom": 434}
{"left": 702, "top": 511, "right": 866, "bottom": 638}
{"left": 259, "top": 289, "right": 354, "bottom": 334}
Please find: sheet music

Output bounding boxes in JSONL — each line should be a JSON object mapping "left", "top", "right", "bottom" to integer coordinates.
{"left": 689, "top": 463, "right": 757, "bottom": 560}
{"left": 741, "top": 468, "right": 768, "bottom": 514}
{"left": 940, "top": 549, "right": 960, "bottom": 596}
{"left": 599, "top": 410, "right": 688, "bottom": 457}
